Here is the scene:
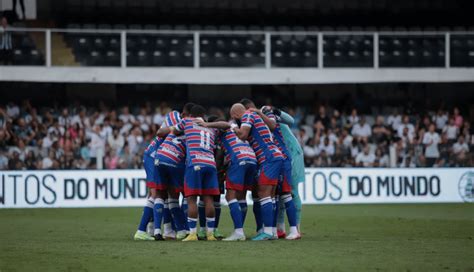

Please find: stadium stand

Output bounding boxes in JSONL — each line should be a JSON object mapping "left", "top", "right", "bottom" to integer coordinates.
{"left": 55, "top": 25, "right": 474, "bottom": 68}
{"left": 0, "top": 100, "right": 472, "bottom": 170}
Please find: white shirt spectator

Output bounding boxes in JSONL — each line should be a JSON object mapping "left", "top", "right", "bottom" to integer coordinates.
{"left": 355, "top": 152, "right": 375, "bottom": 167}
{"left": 347, "top": 115, "right": 359, "bottom": 126}
{"left": 42, "top": 135, "right": 54, "bottom": 149}
{"left": 452, "top": 142, "right": 469, "bottom": 154}
{"left": 90, "top": 132, "right": 106, "bottom": 158}
{"left": 319, "top": 143, "right": 335, "bottom": 156}
{"left": 137, "top": 114, "right": 152, "bottom": 125}
{"left": 119, "top": 113, "right": 135, "bottom": 124}
{"left": 127, "top": 134, "right": 143, "bottom": 154}
{"left": 8, "top": 146, "right": 28, "bottom": 161}
{"left": 108, "top": 134, "right": 125, "bottom": 152}
{"left": 101, "top": 125, "right": 113, "bottom": 139}
{"left": 433, "top": 114, "right": 448, "bottom": 130}
{"left": 0, "top": 152, "right": 8, "bottom": 169}
{"left": 48, "top": 126, "right": 65, "bottom": 137}
{"left": 397, "top": 123, "right": 415, "bottom": 139}
{"left": 6, "top": 104, "right": 20, "bottom": 118}
{"left": 71, "top": 115, "right": 91, "bottom": 128}
{"left": 119, "top": 123, "right": 133, "bottom": 136}
{"left": 442, "top": 125, "right": 458, "bottom": 140}
{"left": 342, "top": 134, "right": 353, "bottom": 148}
{"left": 320, "top": 133, "right": 338, "bottom": 145}
{"left": 58, "top": 115, "right": 72, "bottom": 127}
{"left": 153, "top": 112, "right": 165, "bottom": 125}
{"left": 423, "top": 132, "right": 440, "bottom": 158}
{"left": 351, "top": 123, "right": 372, "bottom": 138}
{"left": 377, "top": 155, "right": 390, "bottom": 167}
{"left": 24, "top": 113, "right": 42, "bottom": 124}
{"left": 387, "top": 114, "right": 402, "bottom": 130}
{"left": 42, "top": 157, "right": 53, "bottom": 169}
{"left": 303, "top": 145, "right": 320, "bottom": 158}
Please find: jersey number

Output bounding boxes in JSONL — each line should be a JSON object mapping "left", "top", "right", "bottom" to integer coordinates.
{"left": 200, "top": 131, "right": 211, "bottom": 149}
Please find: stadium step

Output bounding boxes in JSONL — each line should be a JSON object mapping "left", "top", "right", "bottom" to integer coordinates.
{"left": 51, "top": 33, "right": 79, "bottom": 66}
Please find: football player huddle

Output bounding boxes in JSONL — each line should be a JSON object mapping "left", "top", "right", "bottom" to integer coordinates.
{"left": 133, "top": 99, "right": 304, "bottom": 241}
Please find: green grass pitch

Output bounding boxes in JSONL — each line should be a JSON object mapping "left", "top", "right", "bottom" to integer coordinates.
{"left": 0, "top": 204, "right": 473, "bottom": 271}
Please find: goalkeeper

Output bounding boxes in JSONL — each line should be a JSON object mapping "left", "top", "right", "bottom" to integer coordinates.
{"left": 272, "top": 107, "right": 304, "bottom": 236}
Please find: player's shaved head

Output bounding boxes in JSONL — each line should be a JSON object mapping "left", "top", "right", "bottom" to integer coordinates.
{"left": 230, "top": 103, "right": 246, "bottom": 120}
{"left": 239, "top": 98, "right": 256, "bottom": 109}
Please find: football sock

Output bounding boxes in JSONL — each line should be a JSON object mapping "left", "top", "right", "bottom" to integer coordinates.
{"left": 169, "top": 198, "right": 185, "bottom": 231}
{"left": 138, "top": 197, "right": 154, "bottom": 232}
{"left": 181, "top": 198, "right": 189, "bottom": 230}
{"left": 239, "top": 200, "right": 248, "bottom": 224}
{"left": 187, "top": 217, "right": 197, "bottom": 234}
{"left": 260, "top": 196, "right": 273, "bottom": 235}
{"left": 153, "top": 198, "right": 164, "bottom": 235}
{"left": 163, "top": 199, "right": 173, "bottom": 233}
{"left": 228, "top": 199, "right": 243, "bottom": 230}
{"left": 252, "top": 198, "right": 262, "bottom": 232}
{"left": 198, "top": 200, "right": 206, "bottom": 230}
{"left": 282, "top": 194, "right": 298, "bottom": 229}
{"left": 214, "top": 201, "right": 221, "bottom": 228}
{"left": 206, "top": 217, "right": 216, "bottom": 233}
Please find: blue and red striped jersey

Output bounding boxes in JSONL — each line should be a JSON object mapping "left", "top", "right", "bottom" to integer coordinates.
{"left": 264, "top": 109, "right": 291, "bottom": 160}
{"left": 217, "top": 128, "right": 257, "bottom": 165}
{"left": 241, "top": 110, "right": 284, "bottom": 164}
{"left": 164, "top": 110, "right": 181, "bottom": 127}
{"left": 155, "top": 134, "right": 186, "bottom": 167}
{"left": 143, "top": 136, "right": 164, "bottom": 158}
{"left": 175, "top": 117, "right": 218, "bottom": 168}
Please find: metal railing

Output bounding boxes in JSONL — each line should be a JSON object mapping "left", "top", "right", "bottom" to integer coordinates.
{"left": 1, "top": 27, "right": 473, "bottom": 68}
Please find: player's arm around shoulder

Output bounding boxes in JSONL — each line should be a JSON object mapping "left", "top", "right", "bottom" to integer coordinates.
{"left": 233, "top": 122, "right": 251, "bottom": 141}
{"left": 250, "top": 107, "right": 277, "bottom": 131}
{"left": 195, "top": 119, "right": 231, "bottom": 130}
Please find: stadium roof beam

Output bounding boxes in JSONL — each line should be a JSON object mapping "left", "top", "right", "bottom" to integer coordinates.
{"left": 1, "top": 67, "right": 474, "bottom": 84}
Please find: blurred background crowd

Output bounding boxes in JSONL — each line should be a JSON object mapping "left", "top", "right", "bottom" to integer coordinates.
{"left": 0, "top": 100, "right": 472, "bottom": 170}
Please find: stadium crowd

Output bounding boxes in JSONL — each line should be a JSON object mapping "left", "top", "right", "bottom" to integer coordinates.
{"left": 0, "top": 100, "right": 472, "bottom": 170}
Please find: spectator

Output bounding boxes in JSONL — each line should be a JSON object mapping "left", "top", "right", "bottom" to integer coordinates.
{"left": 119, "top": 106, "right": 135, "bottom": 124}
{"left": 41, "top": 150, "right": 56, "bottom": 169}
{"left": 8, "top": 151, "right": 23, "bottom": 169}
{"left": 372, "top": 116, "right": 391, "bottom": 144}
{"left": 423, "top": 123, "right": 441, "bottom": 167}
{"left": 23, "top": 150, "right": 37, "bottom": 169}
{"left": 452, "top": 136, "right": 469, "bottom": 166}
{"left": 442, "top": 118, "right": 458, "bottom": 143}
{"left": 374, "top": 148, "right": 389, "bottom": 167}
{"left": 105, "top": 149, "right": 120, "bottom": 169}
{"left": 108, "top": 128, "right": 125, "bottom": 153}
{"left": 355, "top": 145, "right": 375, "bottom": 167}
{"left": 347, "top": 108, "right": 359, "bottom": 127}
{"left": 433, "top": 109, "right": 448, "bottom": 131}
{"left": 89, "top": 125, "right": 106, "bottom": 168}
{"left": 0, "top": 101, "right": 471, "bottom": 169}
{"left": 314, "top": 106, "right": 330, "bottom": 129}
{"left": 319, "top": 137, "right": 335, "bottom": 156}
{"left": 0, "top": 150, "right": 8, "bottom": 169}
{"left": 0, "top": 16, "right": 13, "bottom": 65}
{"left": 387, "top": 109, "right": 402, "bottom": 131}
{"left": 6, "top": 102, "right": 19, "bottom": 118}
{"left": 397, "top": 115, "right": 415, "bottom": 140}
{"left": 453, "top": 107, "right": 463, "bottom": 128}
{"left": 351, "top": 116, "right": 372, "bottom": 141}
{"left": 58, "top": 108, "right": 72, "bottom": 127}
